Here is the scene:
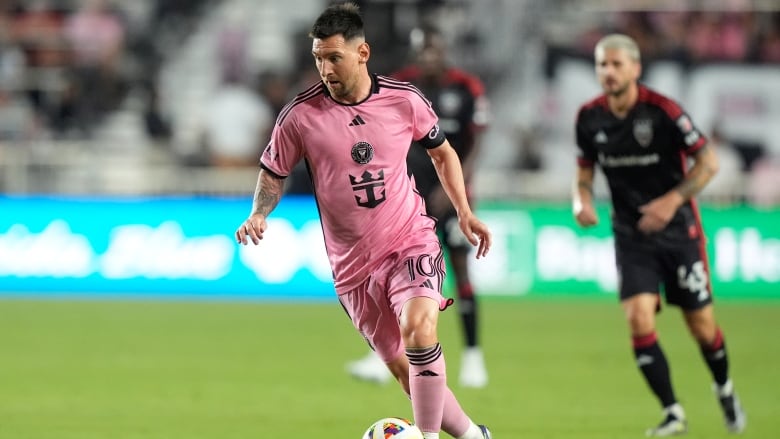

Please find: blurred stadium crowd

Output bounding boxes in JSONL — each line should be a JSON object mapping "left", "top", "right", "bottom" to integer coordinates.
{"left": 0, "top": 0, "right": 778, "bottom": 205}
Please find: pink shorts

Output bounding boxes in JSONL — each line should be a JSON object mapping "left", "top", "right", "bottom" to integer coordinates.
{"left": 338, "top": 240, "right": 454, "bottom": 363}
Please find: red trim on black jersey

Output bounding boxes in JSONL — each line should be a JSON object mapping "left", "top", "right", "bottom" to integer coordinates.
{"left": 577, "top": 157, "right": 595, "bottom": 168}
{"left": 392, "top": 65, "right": 419, "bottom": 82}
{"left": 638, "top": 85, "right": 683, "bottom": 120}
{"left": 579, "top": 94, "right": 608, "bottom": 112}
{"left": 687, "top": 139, "right": 707, "bottom": 156}
{"left": 677, "top": 149, "right": 713, "bottom": 291}
{"left": 393, "top": 65, "right": 485, "bottom": 98}
{"left": 444, "top": 68, "right": 485, "bottom": 97}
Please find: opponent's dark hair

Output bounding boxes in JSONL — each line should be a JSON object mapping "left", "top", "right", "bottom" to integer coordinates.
{"left": 309, "top": 2, "right": 365, "bottom": 41}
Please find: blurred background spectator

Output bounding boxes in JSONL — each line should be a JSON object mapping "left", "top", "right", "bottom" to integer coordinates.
{"left": 0, "top": 0, "right": 776, "bottom": 206}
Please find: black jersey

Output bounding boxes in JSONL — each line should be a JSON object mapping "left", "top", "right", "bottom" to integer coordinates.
{"left": 576, "top": 85, "right": 708, "bottom": 246}
{"left": 393, "top": 66, "right": 489, "bottom": 198}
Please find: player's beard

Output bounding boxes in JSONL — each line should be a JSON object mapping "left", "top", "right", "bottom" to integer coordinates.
{"left": 604, "top": 78, "right": 631, "bottom": 97}
{"left": 326, "top": 78, "right": 350, "bottom": 100}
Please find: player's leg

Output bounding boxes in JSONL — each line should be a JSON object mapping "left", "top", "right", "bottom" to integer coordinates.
{"left": 617, "top": 241, "right": 686, "bottom": 436}
{"left": 667, "top": 245, "right": 746, "bottom": 434}
{"left": 392, "top": 297, "right": 488, "bottom": 439}
{"left": 345, "top": 349, "right": 392, "bottom": 384}
{"left": 442, "top": 214, "right": 488, "bottom": 388}
{"left": 386, "top": 240, "right": 490, "bottom": 439}
{"left": 621, "top": 293, "right": 686, "bottom": 436}
{"left": 400, "top": 295, "right": 447, "bottom": 437}
{"left": 343, "top": 267, "right": 392, "bottom": 384}
{"left": 338, "top": 283, "right": 398, "bottom": 385}
{"left": 385, "top": 355, "right": 491, "bottom": 439}
{"left": 682, "top": 305, "right": 746, "bottom": 433}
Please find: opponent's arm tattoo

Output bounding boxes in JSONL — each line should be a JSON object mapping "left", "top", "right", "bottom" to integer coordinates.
{"left": 675, "top": 145, "right": 718, "bottom": 200}
{"left": 250, "top": 170, "right": 284, "bottom": 217}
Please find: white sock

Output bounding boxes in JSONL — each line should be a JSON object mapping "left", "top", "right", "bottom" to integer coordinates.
{"left": 457, "top": 421, "right": 483, "bottom": 439}
{"left": 664, "top": 402, "right": 686, "bottom": 420}
{"left": 422, "top": 433, "right": 440, "bottom": 439}
{"left": 715, "top": 378, "right": 734, "bottom": 397}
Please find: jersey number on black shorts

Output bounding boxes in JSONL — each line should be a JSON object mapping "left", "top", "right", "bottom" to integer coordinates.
{"left": 677, "top": 261, "right": 709, "bottom": 302}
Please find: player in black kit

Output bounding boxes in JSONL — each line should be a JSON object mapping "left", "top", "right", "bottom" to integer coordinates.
{"left": 573, "top": 34, "right": 746, "bottom": 437}
{"left": 347, "top": 25, "right": 490, "bottom": 388}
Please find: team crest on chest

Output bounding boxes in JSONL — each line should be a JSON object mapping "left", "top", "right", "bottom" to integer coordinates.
{"left": 439, "top": 90, "right": 462, "bottom": 115}
{"left": 633, "top": 118, "right": 653, "bottom": 147}
{"left": 351, "top": 141, "right": 374, "bottom": 164}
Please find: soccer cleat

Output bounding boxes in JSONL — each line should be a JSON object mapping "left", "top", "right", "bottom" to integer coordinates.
{"left": 346, "top": 350, "right": 392, "bottom": 384}
{"left": 478, "top": 424, "right": 492, "bottom": 439}
{"left": 459, "top": 347, "right": 488, "bottom": 388}
{"left": 645, "top": 404, "right": 687, "bottom": 437}
{"left": 714, "top": 380, "right": 747, "bottom": 433}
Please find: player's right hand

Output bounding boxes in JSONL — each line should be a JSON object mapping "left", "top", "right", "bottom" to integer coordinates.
{"left": 235, "top": 214, "right": 268, "bottom": 245}
{"left": 575, "top": 204, "right": 599, "bottom": 227}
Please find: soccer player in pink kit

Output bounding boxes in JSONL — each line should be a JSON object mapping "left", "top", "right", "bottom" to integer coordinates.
{"left": 235, "top": 3, "right": 493, "bottom": 439}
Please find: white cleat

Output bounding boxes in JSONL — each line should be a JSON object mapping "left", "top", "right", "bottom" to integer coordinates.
{"left": 645, "top": 403, "right": 688, "bottom": 437}
{"left": 714, "top": 380, "right": 747, "bottom": 434}
{"left": 346, "top": 350, "right": 392, "bottom": 385}
{"left": 459, "top": 347, "right": 488, "bottom": 389}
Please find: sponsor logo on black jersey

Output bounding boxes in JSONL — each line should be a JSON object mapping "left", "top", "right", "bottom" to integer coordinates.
{"left": 676, "top": 115, "right": 693, "bottom": 133}
{"left": 351, "top": 141, "right": 374, "bottom": 164}
{"left": 438, "top": 90, "right": 462, "bottom": 115}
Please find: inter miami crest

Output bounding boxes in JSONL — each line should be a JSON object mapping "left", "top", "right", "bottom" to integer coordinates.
{"left": 351, "top": 141, "right": 374, "bottom": 164}
{"left": 633, "top": 119, "right": 653, "bottom": 147}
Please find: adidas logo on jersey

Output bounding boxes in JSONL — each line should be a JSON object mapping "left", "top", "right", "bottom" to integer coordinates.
{"left": 594, "top": 130, "right": 608, "bottom": 143}
{"left": 349, "top": 115, "right": 366, "bottom": 126}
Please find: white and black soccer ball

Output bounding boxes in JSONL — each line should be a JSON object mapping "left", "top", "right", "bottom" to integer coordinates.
{"left": 362, "top": 417, "right": 423, "bottom": 439}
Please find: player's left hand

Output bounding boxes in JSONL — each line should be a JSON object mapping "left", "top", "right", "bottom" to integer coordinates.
{"left": 638, "top": 191, "right": 684, "bottom": 233}
{"left": 459, "top": 214, "right": 491, "bottom": 259}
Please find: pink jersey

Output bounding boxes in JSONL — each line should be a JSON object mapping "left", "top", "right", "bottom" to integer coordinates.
{"left": 261, "top": 74, "right": 447, "bottom": 294}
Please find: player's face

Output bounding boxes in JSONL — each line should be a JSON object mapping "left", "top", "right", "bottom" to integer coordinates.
{"left": 595, "top": 47, "right": 641, "bottom": 97}
{"left": 417, "top": 45, "right": 446, "bottom": 81}
{"left": 312, "top": 34, "right": 369, "bottom": 103}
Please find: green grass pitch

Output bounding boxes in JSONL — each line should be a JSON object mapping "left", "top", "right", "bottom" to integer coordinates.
{"left": 1, "top": 297, "right": 778, "bottom": 438}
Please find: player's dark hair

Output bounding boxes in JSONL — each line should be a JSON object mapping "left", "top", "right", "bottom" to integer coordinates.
{"left": 410, "top": 23, "right": 445, "bottom": 53}
{"left": 309, "top": 2, "right": 365, "bottom": 41}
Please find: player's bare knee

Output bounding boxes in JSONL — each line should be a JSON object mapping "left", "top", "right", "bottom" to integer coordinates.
{"left": 685, "top": 312, "right": 718, "bottom": 344}
{"left": 399, "top": 297, "right": 440, "bottom": 347}
{"left": 623, "top": 301, "right": 656, "bottom": 334}
{"left": 400, "top": 317, "right": 438, "bottom": 348}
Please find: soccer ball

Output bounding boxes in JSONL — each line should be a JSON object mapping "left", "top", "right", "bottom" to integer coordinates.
{"left": 362, "top": 417, "right": 423, "bottom": 439}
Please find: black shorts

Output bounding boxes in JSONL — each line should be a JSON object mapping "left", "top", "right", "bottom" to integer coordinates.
{"left": 615, "top": 236, "right": 713, "bottom": 310}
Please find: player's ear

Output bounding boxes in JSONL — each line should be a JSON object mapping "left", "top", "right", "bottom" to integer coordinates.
{"left": 358, "top": 41, "right": 370, "bottom": 64}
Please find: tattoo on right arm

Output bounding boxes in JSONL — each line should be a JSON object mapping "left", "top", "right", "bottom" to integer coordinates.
{"left": 251, "top": 171, "right": 284, "bottom": 217}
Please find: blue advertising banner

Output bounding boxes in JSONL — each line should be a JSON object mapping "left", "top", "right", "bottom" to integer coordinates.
{"left": 0, "top": 196, "right": 334, "bottom": 300}
{"left": 2, "top": 197, "right": 778, "bottom": 300}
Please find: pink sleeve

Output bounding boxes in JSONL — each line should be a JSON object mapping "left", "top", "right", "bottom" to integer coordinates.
{"left": 409, "top": 93, "right": 440, "bottom": 142}
{"left": 260, "top": 117, "right": 303, "bottom": 177}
